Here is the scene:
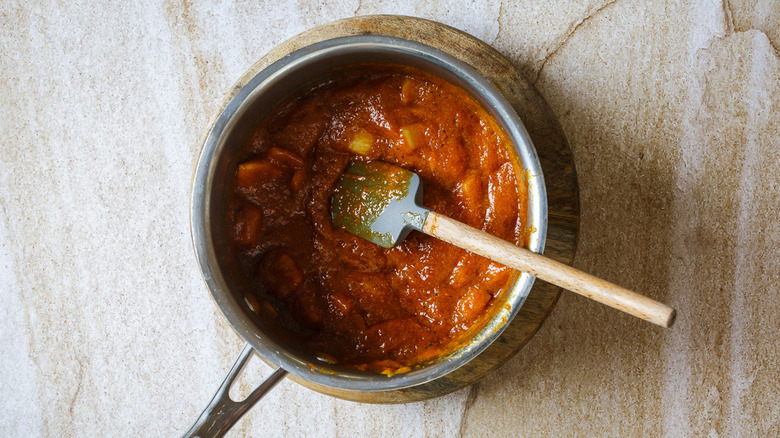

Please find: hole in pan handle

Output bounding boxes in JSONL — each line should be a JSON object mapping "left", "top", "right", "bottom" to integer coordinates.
{"left": 181, "top": 343, "right": 288, "bottom": 438}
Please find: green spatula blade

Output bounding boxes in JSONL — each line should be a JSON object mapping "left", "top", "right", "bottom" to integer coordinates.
{"left": 331, "top": 161, "right": 430, "bottom": 248}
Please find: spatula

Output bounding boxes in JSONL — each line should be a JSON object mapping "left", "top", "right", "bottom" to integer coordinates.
{"left": 331, "top": 161, "right": 676, "bottom": 328}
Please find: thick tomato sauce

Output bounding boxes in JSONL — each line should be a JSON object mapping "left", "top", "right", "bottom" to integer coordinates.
{"left": 226, "top": 65, "right": 527, "bottom": 373}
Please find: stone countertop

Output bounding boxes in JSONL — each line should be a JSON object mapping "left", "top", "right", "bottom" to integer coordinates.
{"left": 1, "top": 1, "right": 778, "bottom": 437}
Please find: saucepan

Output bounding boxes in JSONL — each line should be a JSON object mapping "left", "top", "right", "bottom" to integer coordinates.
{"left": 185, "top": 34, "right": 547, "bottom": 437}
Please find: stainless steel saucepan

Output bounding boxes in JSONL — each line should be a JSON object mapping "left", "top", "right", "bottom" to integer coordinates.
{"left": 185, "top": 35, "right": 547, "bottom": 437}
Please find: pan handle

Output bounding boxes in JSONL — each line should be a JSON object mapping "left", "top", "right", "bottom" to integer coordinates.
{"left": 182, "top": 343, "right": 288, "bottom": 438}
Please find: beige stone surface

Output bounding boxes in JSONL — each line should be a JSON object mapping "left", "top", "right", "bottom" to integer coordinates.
{"left": 1, "top": 1, "right": 778, "bottom": 437}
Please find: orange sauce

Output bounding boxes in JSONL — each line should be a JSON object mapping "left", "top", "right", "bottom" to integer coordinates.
{"left": 226, "top": 65, "right": 527, "bottom": 372}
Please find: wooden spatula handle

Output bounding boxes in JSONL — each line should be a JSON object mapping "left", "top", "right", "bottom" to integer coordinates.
{"left": 423, "top": 211, "right": 676, "bottom": 328}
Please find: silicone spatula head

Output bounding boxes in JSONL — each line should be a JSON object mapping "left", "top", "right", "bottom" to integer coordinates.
{"left": 330, "top": 161, "right": 430, "bottom": 248}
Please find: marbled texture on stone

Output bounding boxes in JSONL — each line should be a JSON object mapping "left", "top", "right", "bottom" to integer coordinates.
{"left": 1, "top": 1, "right": 778, "bottom": 437}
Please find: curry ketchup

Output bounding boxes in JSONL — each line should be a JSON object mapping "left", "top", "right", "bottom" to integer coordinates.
{"left": 226, "top": 65, "right": 527, "bottom": 374}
